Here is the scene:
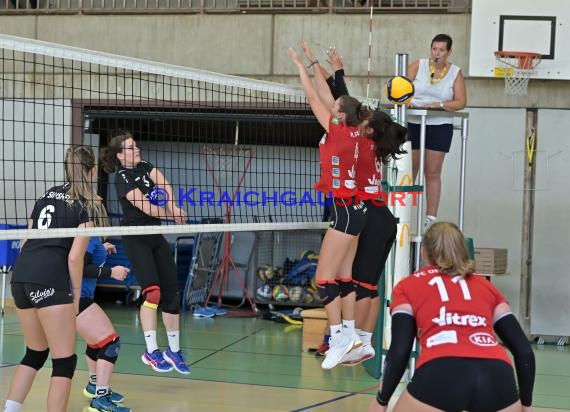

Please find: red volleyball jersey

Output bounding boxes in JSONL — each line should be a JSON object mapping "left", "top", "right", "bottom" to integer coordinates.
{"left": 354, "top": 137, "right": 382, "bottom": 195}
{"left": 314, "top": 116, "right": 360, "bottom": 198}
{"left": 391, "top": 265, "right": 512, "bottom": 368}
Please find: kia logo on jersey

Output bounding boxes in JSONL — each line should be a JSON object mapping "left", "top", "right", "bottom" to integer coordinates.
{"left": 469, "top": 332, "right": 498, "bottom": 347}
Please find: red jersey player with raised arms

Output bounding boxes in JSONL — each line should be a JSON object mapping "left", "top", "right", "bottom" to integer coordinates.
{"left": 289, "top": 45, "right": 372, "bottom": 370}
{"left": 370, "top": 222, "right": 535, "bottom": 412}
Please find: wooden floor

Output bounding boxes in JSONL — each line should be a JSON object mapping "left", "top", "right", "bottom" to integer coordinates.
{"left": 1, "top": 303, "right": 569, "bottom": 411}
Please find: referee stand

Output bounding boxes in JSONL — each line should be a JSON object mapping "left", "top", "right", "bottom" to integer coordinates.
{"left": 362, "top": 53, "right": 471, "bottom": 380}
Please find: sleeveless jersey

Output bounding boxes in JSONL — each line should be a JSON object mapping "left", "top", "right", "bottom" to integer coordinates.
{"left": 12, "top": 183, "right": 91, "bottom": 289}
{"left": 391, "top": 265, "right": 511, "bottom": 368}
{"left": 354, "top": 137, "right": 382, "bottom": 195}
{"left": 314, "top": 116, "right": 360, "bottom": 198}
{"left": 81, "top": 237, "right": 108, "bottom": 299}
{"left": 116, "top": 160, "right": 161, "bottom": 226}
{"left": 410, "top": 58, "right": 460, "bottom": 125}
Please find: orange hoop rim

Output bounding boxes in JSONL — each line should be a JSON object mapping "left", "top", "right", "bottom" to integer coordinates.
{"left": 494, "top": 51, "right": 541, "bottom": 59}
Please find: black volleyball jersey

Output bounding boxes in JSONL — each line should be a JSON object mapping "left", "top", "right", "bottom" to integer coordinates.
{"left": 115, "top": 161, "right": 161, "bottom": 226}
{"left": 12, "top": 182, "right": 91, "bottom": 288}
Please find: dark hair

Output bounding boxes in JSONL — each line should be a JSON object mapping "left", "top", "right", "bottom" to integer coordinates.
{"left": 368, "top": 110, "right": 408, "bottom": 165}
{"left": 431, "top": 33, "right": 453, "bottom": 51}
{"left": 100, "top": 130, "right": 133, "bottom": 173}
{"left": 338, "top": 95, "right": 373, "bottom": 126}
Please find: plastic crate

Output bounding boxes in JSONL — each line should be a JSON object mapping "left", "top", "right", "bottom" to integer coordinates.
{"left": 0, "top": 224, "right": 26, "bottom": 267}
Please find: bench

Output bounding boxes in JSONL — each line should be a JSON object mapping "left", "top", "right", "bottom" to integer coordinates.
{"left": 300, "top": 308, "right": 327, "bottom": 351}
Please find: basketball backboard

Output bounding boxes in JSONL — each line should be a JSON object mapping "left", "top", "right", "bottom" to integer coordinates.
{"left": 469, "top": 0, "right": 570, "bottom": 80}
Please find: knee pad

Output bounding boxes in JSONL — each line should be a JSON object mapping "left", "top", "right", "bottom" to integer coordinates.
{"left": 142, "top": 285, "right": 161, "bottom": 310}
{"left": 354, "top": 280, "right": 377, "bottom": 300}
{"left": 85, "top": 344, "right": 98, "bottom": 362}
{"left": 97, "top": 334, "right": 121, "bottom": 365}
{"left": 20, "top": 347, "right": 49, "bottom": 371}
{"left": 337, "top": 277, "right": 356, "bottom": 298}
{"left": 51, "top": 354, "right": 77, "bottom": 379}
{"left": 316, "top": 280, "right": 340, "bottom": 306}
{"left": 160, "top": 288, "right": 180, "bottom": 315}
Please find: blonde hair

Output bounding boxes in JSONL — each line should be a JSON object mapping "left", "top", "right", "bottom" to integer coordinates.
{"left": 422, "top": 222, "right": 475, "bottom": 277}
{"left": 64, "top": 145, "right": 108, "bottom": 227}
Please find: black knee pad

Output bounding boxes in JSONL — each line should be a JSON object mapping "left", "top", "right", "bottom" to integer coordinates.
{"left": 98, "top": 336, "right": 121, "bottom": 365}
{"left": 51, "top": 354, "right": 77, "bottom": 379}
{"left": 337, "top": 277, "right": 356, "bottom": 298}
{"left": 85, "top": 345, "right": 98, "bottom": 362}
{"left": 354, "top": 280, "right": 376, "bottom": 300}
{"left": 161, "top": 288, "right": 180, "bottom": 314}
{"left": 317, "top": 280, "right": 340, "bottom": 306}
{"left": 21, "top": 347, "right": 49, "bottom": 371}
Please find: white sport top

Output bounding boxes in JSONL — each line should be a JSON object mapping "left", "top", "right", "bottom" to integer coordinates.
{"left": 410, "top": 58, "right": 460, "bottom": 125}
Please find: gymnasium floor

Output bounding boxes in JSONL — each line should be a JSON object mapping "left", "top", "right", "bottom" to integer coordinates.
{"left": 0, "top": 303, "right": 569, "bottom": 411}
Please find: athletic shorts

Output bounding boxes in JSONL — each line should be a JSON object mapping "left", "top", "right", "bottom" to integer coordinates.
{"left": 407, "top": 357, "right": 520, "bottom": 412}
{"left": 78, "top": 297, "right": 95, "bottom": 314}
{"left": 407, "top": 123, "right": 454, "bottom": 153}
{"left": 327, "top": 196, "right": 367, "bottom": 236}
{"left": 11, "top": 282, "right": 73, "bottom": 309}
{"left": 352, "top": 201, "right": 397, "bottom": 288}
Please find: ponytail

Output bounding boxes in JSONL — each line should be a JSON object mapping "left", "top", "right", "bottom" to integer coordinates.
{"left": 368, "top": 110, "right": 408, "bottom": 165}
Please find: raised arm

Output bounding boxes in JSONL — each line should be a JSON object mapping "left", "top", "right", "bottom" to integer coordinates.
{"left": 288, "top": 46, "right": 332, "bottom": 132}
{"left": 327, "top": 47, "right": 349, "bottom": 98}
{"left": 300, "top": 41, "right": 335, "bottom": 109}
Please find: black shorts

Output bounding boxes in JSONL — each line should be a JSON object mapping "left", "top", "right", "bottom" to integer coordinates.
{"left": 408, "top": 122, "right": 454, "bottom": 153}
{"left": 352, "top": 201, "right": 397, "bottom": 287}
{"left": 79, "top": 297, "right": 95, "bottom": 314}
{"left": 407, "top": 357, "right": 520, "bottom": 412}
{"left": 121, "top": 234, "right": 178, "bottom": 294}
{"left": 11, "top": 282, "right": 73, "bottom": 309}
{"left": 327, "top": 196, "right": 367, "bottom": 236}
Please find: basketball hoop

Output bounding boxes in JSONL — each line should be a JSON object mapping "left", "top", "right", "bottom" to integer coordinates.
{"left": 494, "top": 51, "right": 541, "bottom": 96}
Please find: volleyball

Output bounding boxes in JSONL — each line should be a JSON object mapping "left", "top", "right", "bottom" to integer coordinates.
{"left": 385, "top": 76, "right": 415, "bottom": 105}
{"left": 272, "top": 285, "right": 289, "bottom": 302}
{"left": 256, "top": 284, "right": 273, "bottom": 301}
{"left": 257, "top": 264, "right": 275, "bottom": 283}
{"left": 288, "top": 286, "right": 304, "bottom": 303}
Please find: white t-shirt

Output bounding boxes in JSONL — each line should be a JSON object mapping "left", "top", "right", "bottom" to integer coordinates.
{"left": 410, "top": 58, "right": 460, "bottom": 125}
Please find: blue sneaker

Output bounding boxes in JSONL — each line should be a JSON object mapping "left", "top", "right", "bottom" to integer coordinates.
{"left": 193, "top": 305, "right": 215, "bottom": 318}
{"left": 163, "top": 348, "right": 191, "bottom": 375}
{"left": 141, "top": 349, "right": 173, "bottom": 372}
{"left": 88, "top": 394, "right": 131, "bottom": 412}
{"left": 208, "top": 305, "right": 228, "bottom": 316}
{"left": 83, "top": 383, "right": 125, "bottom": 403}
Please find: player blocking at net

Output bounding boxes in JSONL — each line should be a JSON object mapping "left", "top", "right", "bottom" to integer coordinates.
{"left": 288, "top": 46, "right": 372, "bottom": 370}
{"left": 101, "top": 131, "right": 190, "bottom": 375}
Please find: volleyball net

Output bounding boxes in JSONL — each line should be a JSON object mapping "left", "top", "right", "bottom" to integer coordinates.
{"left": 0, "top": 34, "right": 334, "bottom": 241}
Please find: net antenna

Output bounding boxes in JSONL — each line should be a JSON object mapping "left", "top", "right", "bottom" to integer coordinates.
{"left": 494, "top": 51, "right": 541, "bottom": 95}
{"left": 201, "top": 128, "right": 256, "bottom": 311}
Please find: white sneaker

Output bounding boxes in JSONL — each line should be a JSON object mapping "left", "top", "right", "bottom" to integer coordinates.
{"left": 340, "top": 344, "right": 376, "bottom": 366}
{"left": 344, "top": 326, "right": 363, "bottom": 350}
{"left": 424, "top": 216, "right": 436, "bottom": 231}
{"left": 321, "top": 331, "right": 355, "bottom": 370}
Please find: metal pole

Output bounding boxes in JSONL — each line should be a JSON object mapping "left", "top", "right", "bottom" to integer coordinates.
{"left": 414, "top": 114, "right": 427, "bottom": 271}
{"left": 458, "top": 117, "right": 469, "bottom": 231}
